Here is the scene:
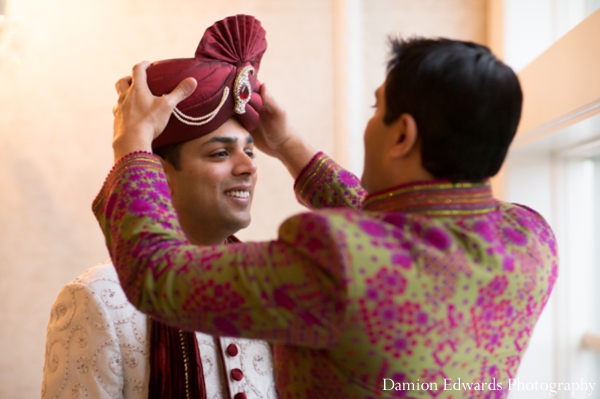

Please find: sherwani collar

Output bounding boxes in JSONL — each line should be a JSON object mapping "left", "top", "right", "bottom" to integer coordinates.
{"left": 363, "top": 180, "right": 497, "bottom": 216}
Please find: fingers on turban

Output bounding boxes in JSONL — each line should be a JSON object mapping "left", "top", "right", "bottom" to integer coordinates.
{"left": 147, "top": 14, "right": 267, "bottom": 148}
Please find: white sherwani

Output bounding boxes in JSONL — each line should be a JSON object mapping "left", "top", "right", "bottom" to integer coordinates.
{"left": 42, "top": 260, "right": 277, "bottom": 399}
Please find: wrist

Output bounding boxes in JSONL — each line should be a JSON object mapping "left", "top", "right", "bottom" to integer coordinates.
{"left": 274, "top": 134, "right": 317, "bottom": 178}
{"left": 112, "top": 134, "right": 153, "bottom": 163}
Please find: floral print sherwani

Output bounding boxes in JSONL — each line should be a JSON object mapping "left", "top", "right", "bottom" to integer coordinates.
{"left": 93, "top": 152, "right": 558, "bottom": 398}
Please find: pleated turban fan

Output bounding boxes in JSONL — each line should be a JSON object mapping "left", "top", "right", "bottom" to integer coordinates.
{"left": 147, "top": 15, "right": 267, "bottom": 148}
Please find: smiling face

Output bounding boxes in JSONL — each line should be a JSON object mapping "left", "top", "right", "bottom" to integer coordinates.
{"left": 162, "top": 118, "right": 257, "bottom": 245}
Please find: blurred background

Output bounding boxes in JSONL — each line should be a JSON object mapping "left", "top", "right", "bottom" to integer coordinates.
{"left": 1, "top": 1, "right": 599, "bottom": 398}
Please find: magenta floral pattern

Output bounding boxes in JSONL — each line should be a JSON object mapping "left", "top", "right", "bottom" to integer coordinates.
{"left": 93, "top": 152, "right": 558, "bottom": 398}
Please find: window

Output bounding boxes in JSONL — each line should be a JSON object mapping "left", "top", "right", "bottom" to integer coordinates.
{"left": 504, "top": 124, "right": 600, "bottom": 398}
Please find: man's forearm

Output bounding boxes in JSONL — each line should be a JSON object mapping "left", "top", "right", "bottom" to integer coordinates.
{"left": 275, "top": 134, "right": 318, "bottom": 179}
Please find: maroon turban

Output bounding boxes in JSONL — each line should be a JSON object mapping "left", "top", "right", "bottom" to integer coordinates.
{"left": 147, "top": 15, "right": 267, "bottom": 148}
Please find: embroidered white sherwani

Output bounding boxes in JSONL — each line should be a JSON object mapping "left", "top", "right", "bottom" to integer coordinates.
{"left": 42, "top": 260, "right": 277, "bottom": 399}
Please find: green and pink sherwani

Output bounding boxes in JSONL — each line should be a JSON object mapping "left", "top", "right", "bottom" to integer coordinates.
{"left": 93, "top": 152, "right": 558, "bottom": 398}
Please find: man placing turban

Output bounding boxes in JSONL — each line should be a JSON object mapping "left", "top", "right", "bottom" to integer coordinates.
{"left": 94, "top": 33, "right": 557, "bottom": 398}
{"left": 43, "top": 15, "right": 275, "bottom": 399}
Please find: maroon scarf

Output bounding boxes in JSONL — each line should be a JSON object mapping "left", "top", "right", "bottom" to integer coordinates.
{"left": 148, "top": 320, "right": 206, "bottom": 399}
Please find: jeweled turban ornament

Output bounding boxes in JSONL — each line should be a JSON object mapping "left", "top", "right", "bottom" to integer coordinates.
{"left": 145, "top": 15, "right": 267, "bottom": 148}
{"left": 233, "top": 66, "right": 255, "bottom": 114}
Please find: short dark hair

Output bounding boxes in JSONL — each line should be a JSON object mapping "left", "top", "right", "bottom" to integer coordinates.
{"left": 384, "top": 37, "right": 522, "bottom": 182}
{"left": 153, "top": 142, "right": 184, "bottom": 170}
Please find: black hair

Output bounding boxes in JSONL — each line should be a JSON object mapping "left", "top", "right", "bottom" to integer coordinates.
{"left": 153, "top": 142, "right": 184, "bottom": 171}
{"left": 384, "top": 37, "right": 522, "bottom": 182}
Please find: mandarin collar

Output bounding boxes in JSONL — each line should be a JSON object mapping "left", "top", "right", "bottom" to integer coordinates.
{"left": 363, "top": 180, "right": 497, "bottom": 216}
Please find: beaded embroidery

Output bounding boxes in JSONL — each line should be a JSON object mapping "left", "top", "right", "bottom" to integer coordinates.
{"left": 172, "top": 87, "right": 230, "bottom": 126}
{"left": 363, "top": 180, "right": 497, "bottom": 215}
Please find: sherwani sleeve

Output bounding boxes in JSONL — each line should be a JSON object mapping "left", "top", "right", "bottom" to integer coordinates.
{"left": 92, "top": 153, "right": 348, "bottom": 348}
{"left": 294, "top": 152, "right": 367, "bottom": 210}
{"left": 42, "top": 283, "right": 125, "bottom": 399}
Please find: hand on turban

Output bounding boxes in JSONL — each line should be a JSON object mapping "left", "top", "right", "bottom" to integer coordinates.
{"left": 146, "top": 14, "right": 267, "bottom": 148}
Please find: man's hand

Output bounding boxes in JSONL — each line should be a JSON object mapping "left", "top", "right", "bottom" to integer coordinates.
{"left": 112, "top": 61, "right": 197, "bottom": 163}
{"left": 253, "top": 83, "right": 317, "bottom": 177}
{"left": 252, "top": 83, "right": 296, "bottom": 158}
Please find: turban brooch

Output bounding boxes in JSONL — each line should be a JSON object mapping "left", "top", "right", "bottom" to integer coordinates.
{"left": 147, "top": 14, "right": 267, "bottom": 148}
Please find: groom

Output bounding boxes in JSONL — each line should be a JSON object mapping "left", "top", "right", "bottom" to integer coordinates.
{"left": 43, "top": 15, "right": 275, "bottom": 399}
